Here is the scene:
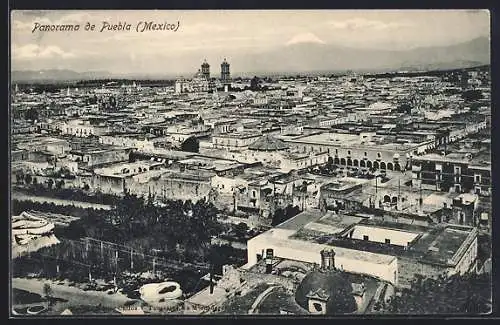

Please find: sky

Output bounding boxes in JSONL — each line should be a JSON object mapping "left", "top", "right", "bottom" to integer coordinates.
{"left": 11, "top": 10, "right": 490, "bottom": 75}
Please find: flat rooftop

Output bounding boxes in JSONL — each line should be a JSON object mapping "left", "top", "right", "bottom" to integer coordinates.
{"left": 286, "top": 132, "right": 419, "bottom": 151}
{"left": 179, "top": 156, "right": 245, "bottom": 172}
{"left": 321, "top": 178, "right": 365, "bottom": 192}
{"left": 253, "top": 227, "right": 397, "bottom": 265}
{"left": 70, "top": 144, "right": 131, "bottom": 155}
{"left": 254, "top": 209, "right": 477, "bottom": 267}
{"left": 94, "top": 160, "right": 164, "bottom": 178}
{"left": 213, "top": 132, "right": 261, "bottom": 139}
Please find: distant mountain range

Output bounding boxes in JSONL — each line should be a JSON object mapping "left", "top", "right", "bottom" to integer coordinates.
{"left": 11, "top": 69, "right": 112, "bottom": 83}
{"left": 11, "top": 37, "right": 490, "bottom": 82}
{"left": 234, "top": 36, "right": 490, "bottom": 74}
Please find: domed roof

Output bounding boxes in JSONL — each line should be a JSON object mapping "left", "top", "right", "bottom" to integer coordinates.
{"left": 248, "top": 135, "right": 289, "bottom": 151}
{"left": 295, "top": 270, "right": 357, "bottom": 314}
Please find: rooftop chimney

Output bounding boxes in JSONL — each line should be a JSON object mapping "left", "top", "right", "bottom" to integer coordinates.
{"left": 265, "top": 248, "right": 274, "bottom": 274}
{"left": 320, "top": 249, "right": 336, "bottom": 271}
{"left": 329, "top": 250, "right": 336, "bottom": 270}
{"left": 320, "top": 249, "right": 328, "bottom": 270}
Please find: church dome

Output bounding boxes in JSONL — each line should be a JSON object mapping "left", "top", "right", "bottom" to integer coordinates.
{"left": 294, "top": 269, "right": 357, "bottom": 314}
{"left": 248, "top": 135, "right": 289, "bottom": 151}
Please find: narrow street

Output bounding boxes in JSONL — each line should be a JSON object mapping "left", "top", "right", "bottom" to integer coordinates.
{"left": 12, "top": 277, "right": 132, "bottom": 309}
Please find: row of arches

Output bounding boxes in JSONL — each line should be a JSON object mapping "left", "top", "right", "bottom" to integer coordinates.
{"left": 332, "top": 157, "right": 402, "bottom": 171}
{"left": 383, "top": 195, "right": 401, "bottom": 204}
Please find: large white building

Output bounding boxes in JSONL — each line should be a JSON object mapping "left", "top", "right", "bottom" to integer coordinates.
{"left": 246, "top": 209, "right": 478, "bottom": 288}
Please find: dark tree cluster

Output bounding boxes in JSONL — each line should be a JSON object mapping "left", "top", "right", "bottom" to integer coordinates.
{"left": 13, "top": 191, "right": 225, "bottom": 264}
{"left": 24, "top": 107, "right": 39, "bottom": 121}
{"left": 84, "top": 192, "right": 224, "bottom": 259}
{"left": 272, "top": 205, "right": 301, "bottom": 226}
{"left": 462, "top": 89, "right": 483, "bottom": 102}
{"left": 383, "top": 272, "right": 491, "bottom": 314}
{"left": 180, "top": 137, "right": 200, "bottom": 153}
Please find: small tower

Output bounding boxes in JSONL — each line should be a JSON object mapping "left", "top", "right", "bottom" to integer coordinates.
{"left": 201, "top": 59, "right": 210, "bottom": 80}
{"left": 221, "top": 58, "right": 231, "bottom": 85}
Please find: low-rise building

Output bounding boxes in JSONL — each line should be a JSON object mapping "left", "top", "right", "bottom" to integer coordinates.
{"left": 246, "top": 209, "right": 478, "bottom": 288}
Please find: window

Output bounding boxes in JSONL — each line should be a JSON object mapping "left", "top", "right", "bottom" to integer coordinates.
{"left": 364, "top": 152, "right": 367, "bottom": 156}
{"left": 312, "top": 302, "right": 323, "bottom": 313}
{"left": 252, "top": 191, "right": 256, "bottom": 198}
{"left": 363, "top": 235, "right": 369, "bottom": 241}
{"left": 475, "top": 175, "right": 481, "bottom": 183}
{"left": 385, "top": 239, "right": 391, "bottom": 244}
{"left": 377, "top": 152, "right": 381, "bottom": 158}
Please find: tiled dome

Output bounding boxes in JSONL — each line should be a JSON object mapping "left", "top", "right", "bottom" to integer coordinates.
{"left": 294, "top": 269, "right": 357, "bottom": 314}
{"left": 248, "top": 135, "right": 289, "bottom": 151}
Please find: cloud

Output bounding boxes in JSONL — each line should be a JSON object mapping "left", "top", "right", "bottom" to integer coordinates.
{"left": 12, "top": 44, "right": 76, "bottom": 60}
{"left": 328, "top": 18, "right": 413, "bottom": 31}
{"left": 181, "top": 23, "right": 229, "bottom": 35}
{"left": 12, "top": 12, "right": 93, "bottom": 32}
{"left": 12, "top": 20, "right": 33, "bottom": 31}
{"left": 57, "top": 12, "right": 92, "bottom": 24}
{"left": 286, "top": 32, "right": 326, "bottom": 46}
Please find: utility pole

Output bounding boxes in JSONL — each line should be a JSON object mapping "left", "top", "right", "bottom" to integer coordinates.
{"left": 398, "top": 178, "right": 401, "bottom": 210}
{"left": 419, "top": 182, "right": 423, "bottom": 214}
{"left": 115, "top": 250, "right": 118, "bottom": 276}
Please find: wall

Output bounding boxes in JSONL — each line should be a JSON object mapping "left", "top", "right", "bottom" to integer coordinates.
{"left": 125, "top": 174, "right": 213, "bottom": 202}
{"left": 453, "top": 234, "right": 478, "bottom": 275}
{"left": 93, "top": 175, "right": 126, "bottom": 195}
{"left": 87, "top": 149, "right": 130, "bottom": 167}
{"left": 247, "top": 237, "right": 398, "bottom": 284}
{"left": 349, "top": 225, "right": 420, "bottom": 247}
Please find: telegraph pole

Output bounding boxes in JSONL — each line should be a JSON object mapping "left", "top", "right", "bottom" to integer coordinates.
{"left": 398, "top": 178, "right": 401, "bottom": 210}
{"left": 398, "top": 178, "right": 401, "bottom": 200}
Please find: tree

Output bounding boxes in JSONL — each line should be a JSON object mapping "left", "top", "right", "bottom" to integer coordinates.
{"left": 462, "top": 89, "right": 483, "bottom": 102}
{"left": 233, "top": 222, "right": 249, "bottom": 238}
{"left": 24, "top": 174, "right": 32, "bottom": 185}
{"left": 56, "top": 180, "right": 65, "bottom": 190}
{"left": 250, "top": 76, "right": 261, "bottom": 90}
{"left": 272, "top": 204, "right": 301, "bottom": 226}
{"left": 180, "top": 137, "right": 199, "bottom": 153}
{"left": 386, "top": 272, "right": 491, "bottom": 314}
{"left": 326, "top": 156, "right": 334, "bottom": 168}
{"left": 43, "top": 283, "right": 53, "bottom": 300}
{"left": 15, "top": 172, "right": 25, "bottom": 184}
{"left": 24, "top": 107, "right": 39, "bottom": 121}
